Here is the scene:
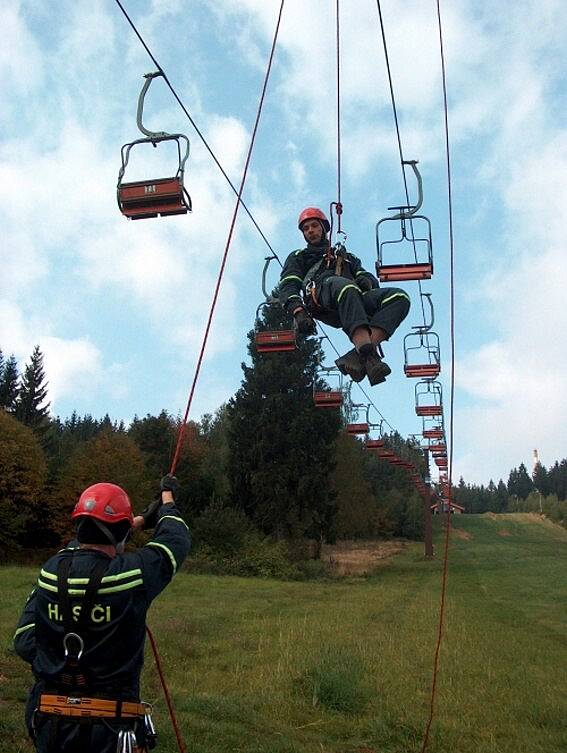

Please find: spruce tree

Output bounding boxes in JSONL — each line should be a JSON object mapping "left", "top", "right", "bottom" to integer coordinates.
{"left": 226, "top": 303, "right": 341, "bottom": 542}
{"left": 15, "top": 345, "right": 50, "bottom": 430}
{"left": 0, "top": 353, "right": 20, "bottom": 411}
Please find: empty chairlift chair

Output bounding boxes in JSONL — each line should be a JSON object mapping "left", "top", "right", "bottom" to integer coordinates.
{"left": 118, "top": 72, "right": 192, "bottom": 220}
{"left": 313, "top": 364, "right": 344, "bottom": 409}
{"left": 415, "top": 379, "right": 443, "bottom": 418}
{"left": 346, "top": 404, "right": 370, "bottom": 436}
{"left": 254, "top": 256, "right": 297, "bottom": 354}
{"left": 376, "top": 161, "right": 433, "bottom": 282}
{"left": 403, "top": 293, "right": 441, "bottom": 378}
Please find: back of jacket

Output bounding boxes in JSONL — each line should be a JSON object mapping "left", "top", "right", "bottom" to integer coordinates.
{"left": 14, "top": 505, "right": 190, "bottom": 701}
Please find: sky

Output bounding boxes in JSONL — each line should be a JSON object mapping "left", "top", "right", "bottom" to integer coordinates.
{"left": 1, "top": 0, "right": 566, "bottom": 485}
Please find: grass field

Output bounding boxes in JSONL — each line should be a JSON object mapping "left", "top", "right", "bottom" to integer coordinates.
{"left": 1, "top": 513, "right": 566, "bottom": 753}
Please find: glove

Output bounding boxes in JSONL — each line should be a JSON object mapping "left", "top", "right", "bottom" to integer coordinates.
{"left": 140, "top": 498, "right": 161, "bottom": 530}
{"left": 160, "top": 473, "right": 180, "bottom": 502}
{"left": 357, "top": 275, "right": 374, "bottom": 293}
{"left": 294, "top": 308, "right": 317, "bottom": 336}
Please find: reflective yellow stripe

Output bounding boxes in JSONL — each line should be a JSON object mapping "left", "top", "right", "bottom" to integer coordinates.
{"left": 14, "top": 623, "right": 35, "bottom": 638}
{"left": 99, "top": 580, "right": 143, "bottom": 594}
{"left": 337, "top": 284, "right": 361, "bottom": 303}
{"left": 40, "top": 568, "right": 142, "bottom": 585}
{"left": 280, "top": 275, "right": 303, "bottom": 284}
{"left": 158, "top": 515, "right": 189, "bottom": 531}
{"left": 355, "top": 271, "right": 366, "bottom": 277}
{"left": 147, "top": 542, "right": 178, "bottom": 574}
{"left": 38, "top": 578, "right": 143, "bottom": 596}
{"left": 381, "top": 292, "right": 410, "bottom": 305}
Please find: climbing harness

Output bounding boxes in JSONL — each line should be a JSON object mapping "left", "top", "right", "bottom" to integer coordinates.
{"left": 117, "top": 72, "right": 192, "bottom": 220}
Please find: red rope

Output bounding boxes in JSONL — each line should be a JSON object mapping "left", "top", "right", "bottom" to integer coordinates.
{"left": 420, "top": 1, "right": 455, "bottom": 750}
{"left": 169, "top": 0, "right": 286, "bottom": 475}
{"left": 335, "top": 0, "right": 342, "bottom": 234}
{"left": 146, "top": 626, "right": 187, "bottom": 753}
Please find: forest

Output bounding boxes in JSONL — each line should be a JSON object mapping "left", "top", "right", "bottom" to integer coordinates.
{"left": 2, "top": 311, "right": 566, "bottom": 571}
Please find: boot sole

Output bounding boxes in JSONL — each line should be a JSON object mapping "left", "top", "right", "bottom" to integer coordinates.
{"left": 335, "top": 358, "right": 366, "bottom": 383}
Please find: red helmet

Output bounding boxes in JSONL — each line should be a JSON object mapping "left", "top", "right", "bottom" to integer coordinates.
{"left": 297, "top": 207, "right": 330, "bottom": 233}
{"left": 72, "top": 483, "right": 133, "bottom": 525}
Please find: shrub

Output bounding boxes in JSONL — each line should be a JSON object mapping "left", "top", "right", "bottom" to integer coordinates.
{"left": 297, "top": 645, "right": 373, "bottom": 715}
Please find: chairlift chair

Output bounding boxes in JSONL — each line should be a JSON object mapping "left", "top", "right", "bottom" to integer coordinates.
{"left": 254, "top": 256, "right": 297, "bottom": 354}
{"left": 118, "top": 72, "right": 192, "bottom": 220}
{"left": 375, "top": 161, "right": 433, "bottom": 282}
{"left": 403, "top": 296, "right": 441, "bottom": 377}
{"left": 415, "top": 380, "right": 443, "bottom": 417}
{"left": 313, "top": 364, "right": 344, "bottom": 409}
{"left": 346, "top": 403, "right": 370, "bottom": 435}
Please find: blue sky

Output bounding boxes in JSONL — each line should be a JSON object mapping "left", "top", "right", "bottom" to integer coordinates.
{"left": 2, "top": 0, "right": 566, "bottom": 484}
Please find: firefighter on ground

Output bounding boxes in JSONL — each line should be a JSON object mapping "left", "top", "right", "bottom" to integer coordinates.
{"left": 13, "top": 475, "right": 190, "bottom": 753}
{"left": 279, "top": 207, "right": 411, "bottom": 385}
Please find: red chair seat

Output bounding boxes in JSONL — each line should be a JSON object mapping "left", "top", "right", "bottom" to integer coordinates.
{"left": 255, "top": 330, "right": 296, "bottom": 353}
{"left": 314, "top": 390, "right": 343, "bottom": 408}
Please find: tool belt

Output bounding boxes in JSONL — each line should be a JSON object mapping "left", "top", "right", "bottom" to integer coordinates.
{"left": 38, "top": 694, "right": 147, "bottom": 719}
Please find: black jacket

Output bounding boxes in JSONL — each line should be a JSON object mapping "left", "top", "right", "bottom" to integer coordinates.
{"left": 14, "top": 504, "right": 190, "bottom": 701}
{"left": 279, "top": 240, "right": 378, "bottom": 314}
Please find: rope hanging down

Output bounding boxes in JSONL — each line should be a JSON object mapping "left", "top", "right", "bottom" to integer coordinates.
{"left": 420, "top": 0, "right": 456, "bottom": 750}
{"left": 335, "top": 0, "right": 343, "bottom": 235}
{"left": 146, "top": 627, "right": 186, "bottom": 753}
{"left": 169, "top": 0, "right": 286, "bottom": 474}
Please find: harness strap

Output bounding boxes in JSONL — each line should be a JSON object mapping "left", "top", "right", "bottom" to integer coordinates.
{"left": 58, "top": 556, "right": 110, "bottom": 640}
{"left": 39, "top": 694, "right": 146, "bottom": 718}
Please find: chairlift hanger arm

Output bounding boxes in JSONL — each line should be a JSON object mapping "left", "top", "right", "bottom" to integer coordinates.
{"left": 261, "top": 255, "right": 279, "bottom": 303}
{"left": 412, "top": 293, "right": 435, "bottom": 333}
{"left": 137, "top": 71, "right": 170, "bottom": 140}
{"left": 388, "top": 160, "right": 423, "bottom": 220}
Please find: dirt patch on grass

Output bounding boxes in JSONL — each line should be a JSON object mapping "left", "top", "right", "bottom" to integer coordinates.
{"left": 321, "top": 540, "right": 407, "bottom": 576}
{"left": 497, "top": 528, "right": 512, "bottom": 537}
{"left": 451, "top": 527, "right": 473, "bottom": 540}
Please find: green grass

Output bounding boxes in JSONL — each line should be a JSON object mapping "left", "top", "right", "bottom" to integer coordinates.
{"left": 1, "top": 513, "right": 566, "bottom": 752}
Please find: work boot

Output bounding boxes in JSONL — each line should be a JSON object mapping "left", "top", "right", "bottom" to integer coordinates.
{"left": 335, "top": 347, "right": 366, "bottom": 382}
{"left": 358, "top": 343, "right": 391, "bottom": 386}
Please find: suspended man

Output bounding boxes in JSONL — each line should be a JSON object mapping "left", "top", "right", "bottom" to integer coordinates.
{"left": 279, "top": 207, "right": 410, "bottom": 385}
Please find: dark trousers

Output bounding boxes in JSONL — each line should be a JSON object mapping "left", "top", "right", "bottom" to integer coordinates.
{"left": 311, "top": 276, "right": 410, "bottom": 339}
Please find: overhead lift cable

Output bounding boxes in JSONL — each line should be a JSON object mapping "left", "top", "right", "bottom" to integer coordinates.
{"left": 169, "top": 0, "right": 286, "bottom": 474}
{"left": 114, "top": 0, "right": 398, "bottom": 453}
{"left": 419, "top": 1, "right": 456, "bottom": 750}
{"left": 114, "top": 0, "right": 279, "bottom": 259}
{"left": 375, "top": 0, "right": 431, "bottom": 332}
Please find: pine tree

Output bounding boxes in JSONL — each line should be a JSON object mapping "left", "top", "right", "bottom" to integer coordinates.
{"left": 15, "top": 345, "right": 50, "bottom": 430}
{"left": 533, "top": 462, "right": 550, "bottom": 496}
{"left": 0, "top": 353, "right": 20, "bottom": 411}
{"left": 496, "top": 479, "right": 509, "bottom": 512}
{"left": 226, "top": 303, "right": 341, "bottom": 542}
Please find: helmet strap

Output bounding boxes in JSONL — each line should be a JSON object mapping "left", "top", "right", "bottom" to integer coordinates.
{"left": 91, "top": 518, "right": 131, "bottom": 553}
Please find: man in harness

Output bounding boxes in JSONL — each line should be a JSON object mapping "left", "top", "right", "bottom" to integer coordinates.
{"left": 13, "top": 475, "right": 190, "bottom": 753}
{"left": 279, "top": 207, "right": 410, "bottom": 385}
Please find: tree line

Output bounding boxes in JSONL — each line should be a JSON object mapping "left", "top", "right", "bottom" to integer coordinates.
{"left": 2, "top": 313, "right": 565, "bottom": 565}
{"left": 0, "top": 310, "right": 426, "bottom": 565}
